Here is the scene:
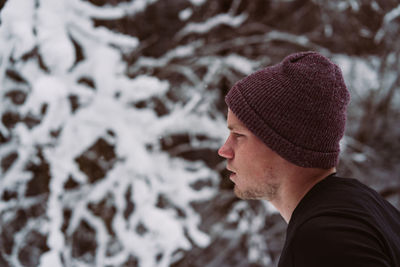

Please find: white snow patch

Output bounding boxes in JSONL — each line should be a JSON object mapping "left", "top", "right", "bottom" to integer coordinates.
{"left": 119, "top": 75, "right": 169, "bottom": 103}
{"left": 384, "top": 4, "right": 400, "bottom": 23}
{"left": 225, "top": 54, "right": 257, "bottom": 74}
{"left": 353, "top": 153, "right": 367, "bottom": 163}
{"left": 188, "top": 0, "right": 206, "bottom": 6}
{"left": 36, "top": 0, "right": 75, "bottom": 73}
{"left": 180, "top": 13, "right": 248, "bottom": 36}
{"left": 333, "top": 55, "right": 379, "bottom": 95}
{"left": 179, "top": 8, "right": 193, "bottom": 21}
{"left": 371, "top": 1, "right": 381, "bottom": 11}
{"left": 39, "top": 250, "right": 63, "bottom": 267}
{"left": 0, "top": 0, "right": 36, "bottom": 59}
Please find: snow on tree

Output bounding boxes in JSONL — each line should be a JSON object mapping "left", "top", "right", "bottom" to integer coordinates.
{"left": 0, "top": 0, "right": 226, "bottom": 266}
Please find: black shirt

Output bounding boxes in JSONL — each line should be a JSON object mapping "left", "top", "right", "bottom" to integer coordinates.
{"left": 278, "top": 174, "right": 400, "bottom": 267}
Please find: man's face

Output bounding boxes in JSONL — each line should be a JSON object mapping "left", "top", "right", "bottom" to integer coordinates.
{"left": 218, "top": 109, "right": 285, "bottom": 200}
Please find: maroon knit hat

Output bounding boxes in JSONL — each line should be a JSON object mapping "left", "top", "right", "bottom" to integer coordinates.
{"left": 225, "top": 51, "right": 350, "bottom": 168}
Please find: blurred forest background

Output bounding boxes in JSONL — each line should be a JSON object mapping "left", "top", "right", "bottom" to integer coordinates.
{"left": 0, "top": 0, "right": 399, "bottom": 266}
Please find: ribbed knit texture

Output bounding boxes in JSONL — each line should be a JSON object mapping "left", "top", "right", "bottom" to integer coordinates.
{"left": 225, "top": 51, "right": 350, "bottom": 168}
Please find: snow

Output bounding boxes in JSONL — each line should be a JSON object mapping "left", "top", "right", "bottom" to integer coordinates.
{"left": 0, "top": 0, "right": 222, "bottom": 266}
{"left": 119, "top": 75, "right": 169, "bottom": 102}
{"left": 353, "top": 153, "right": 367, "bottom": 163}
{"left": 375, "top": 3, "right": 400, "bottom": 43}
{"left": 39, "top": 249, "right": 63, "bottom": 267}
{"left": 73, "top": 0, "right": 160, "bottom": 19}
{"left": 337, "top": 1, "right": 349, "bottom": 11}
{"left": 371, "top": 1, "right": 381, "bottom": 12}
{"left": 71, "top": 0, "right": 126, "bottom": 20}
{"left": 123, "top": 0, "right": 159, "bottom": 16}
{"left": 179, "top": 13, "right": 248, "bottom": 36}
{"left": 36, "top": 0, "right": 75, "bottom": 73}
{"left": 131, "top": 42, "right": 202, "bottom": 71}
{"left": 0, "top": 0, "right": 36, "bottom": 59}
{"left": 187, "top": 0, "right": 207, "bottom": 6}
{"left": 383, "top": 3, "right": 400, "bottom": 24}
{"left": 179, "top": 8, "right": 193, "bottom": 21}
{"left": 333, "top": 55, "right": 380, "bottom": 95}
{"left": 225, "top": 54, "right": 257, "bottom": 74}
{"left": 349, "top": 0, "right": 360, "bottom": 12}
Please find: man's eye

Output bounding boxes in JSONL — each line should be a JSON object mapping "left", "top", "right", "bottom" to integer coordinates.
{"left": 233, "top": 133, "right": 244, "bottom": 138}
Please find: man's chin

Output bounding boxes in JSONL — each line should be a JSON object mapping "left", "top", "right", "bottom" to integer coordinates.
{"left": 234, "top": 186, "right": 262, "bottom": 200}
{"left": 234, "top": 184, "right": 278, "bottom": 201}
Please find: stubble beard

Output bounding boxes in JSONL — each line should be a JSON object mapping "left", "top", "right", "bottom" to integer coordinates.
{"left": 234, "top": 182, "right": 280, "bottom": 201}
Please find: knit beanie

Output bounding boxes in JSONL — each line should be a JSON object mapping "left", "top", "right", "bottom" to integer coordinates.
{"left": 225, "top": 51, "right": 350, "bottom": 168}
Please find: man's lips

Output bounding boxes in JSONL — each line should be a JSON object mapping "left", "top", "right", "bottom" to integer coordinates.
{"left": 226, "top": 167, "right": 235, "bottom": 174}
{"left": 226, "top": 165, "right": 234, "bottom": 172}
{"left": 226, "top": 167, "right": 237, "bottom": 180}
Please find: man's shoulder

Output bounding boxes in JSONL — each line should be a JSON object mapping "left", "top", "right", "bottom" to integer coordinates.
{"left": 295, "top": 214, "right": 378, "bottom": 243}
{"left": 279, "top": 175, "right": 400, "bottom": 267}
{"left": 295, "top": 175, "right": 394, "bottom": 218}
{"left": 291, "top": 176, "right": 372, "bottom": 223}
{"left": 285, "top": 215, "right": 391, "bottom": 267}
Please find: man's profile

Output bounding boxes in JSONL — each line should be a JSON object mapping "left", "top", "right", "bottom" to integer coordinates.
{"left": 218, "top": 51, "right": 400, "bottom": 267}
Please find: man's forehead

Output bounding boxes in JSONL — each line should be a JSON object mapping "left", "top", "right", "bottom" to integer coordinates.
{"left": 227, "top": 123, "right": 246, "bottom": 130}
{"left": 227, "top": 109, "right": 247, "bottom": 130}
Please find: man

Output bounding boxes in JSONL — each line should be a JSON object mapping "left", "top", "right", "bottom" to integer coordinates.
{"left": 218, "top": 51, "right": 400, "bottom": 267}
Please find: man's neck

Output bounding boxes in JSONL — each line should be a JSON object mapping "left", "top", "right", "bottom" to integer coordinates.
{"left": 271, "top": 167, "right": 336, "bottom": 223}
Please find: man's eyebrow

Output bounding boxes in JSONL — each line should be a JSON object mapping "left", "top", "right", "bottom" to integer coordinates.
{"left": 227, "top": 124, "right": 244, "bottom": 130}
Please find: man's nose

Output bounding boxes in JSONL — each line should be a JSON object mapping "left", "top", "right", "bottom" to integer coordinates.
{"left": 218, "top": 139, "right": 233, "bottom": 159}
